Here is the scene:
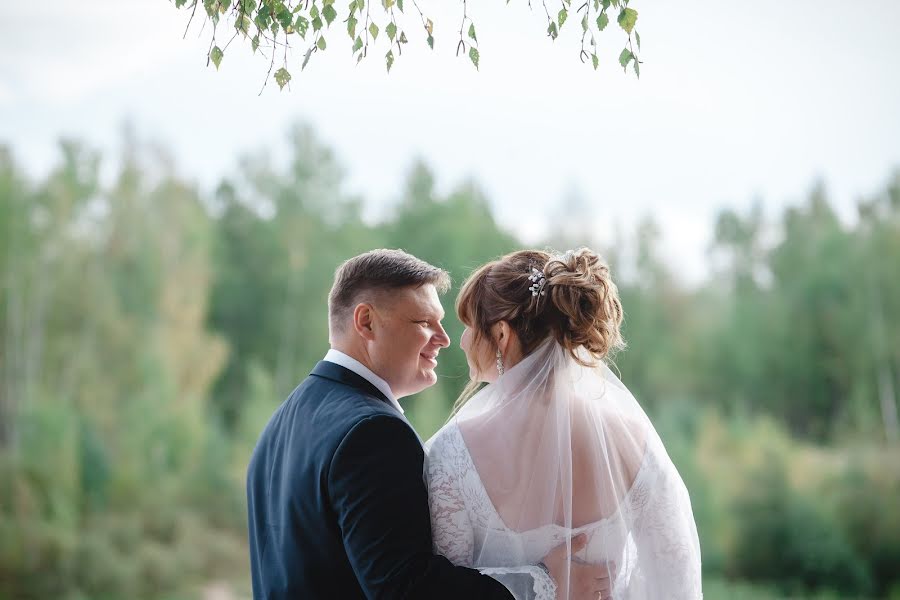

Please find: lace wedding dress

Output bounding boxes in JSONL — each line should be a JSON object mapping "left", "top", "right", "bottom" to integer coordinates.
{"left": 424, "top": 341, "right": 702, "bottom": 600}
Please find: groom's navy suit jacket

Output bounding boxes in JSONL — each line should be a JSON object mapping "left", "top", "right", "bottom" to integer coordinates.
{"left": 246, "top": 360, "right": 514, "bottom": 599}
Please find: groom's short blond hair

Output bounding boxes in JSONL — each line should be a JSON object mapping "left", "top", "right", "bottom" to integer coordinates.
{"left": 328, "top": 249, "right": 450, "bottom": 337}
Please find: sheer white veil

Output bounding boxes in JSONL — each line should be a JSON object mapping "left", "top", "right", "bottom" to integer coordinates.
{"left": 442, "top": 338, "right": 702, "bottom": 599}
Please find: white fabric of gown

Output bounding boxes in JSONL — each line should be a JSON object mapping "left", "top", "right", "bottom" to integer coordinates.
{"left": 424, "top": 341, "right": 702, "bottom": 600}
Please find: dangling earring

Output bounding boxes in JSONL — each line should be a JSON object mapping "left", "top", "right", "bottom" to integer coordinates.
{"left": 496, "top": 348, "right": 505, "bottom": 376}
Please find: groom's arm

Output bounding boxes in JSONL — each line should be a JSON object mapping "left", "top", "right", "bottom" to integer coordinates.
{"left": 328, "top": 414, "right": 515, "bottom": 600}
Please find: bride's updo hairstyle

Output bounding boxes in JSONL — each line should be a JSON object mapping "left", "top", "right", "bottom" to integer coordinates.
{"left": 456, "top": 247, "right": 626, "bottom": 369}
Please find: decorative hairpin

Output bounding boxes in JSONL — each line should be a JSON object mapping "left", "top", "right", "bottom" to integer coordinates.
{"left": 528, "top": 267, "right": 547, "bottom": 297}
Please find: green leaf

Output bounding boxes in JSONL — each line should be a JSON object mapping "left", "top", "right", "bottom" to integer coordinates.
{"left": 271, "top": 21, "right": 279, "bottom": 36}
{"left": 347, "top": 16, "right": 358, "bottom": 38}
{"left": 310, "top": 5, "right": 320, "bottom": 19}
{"left": 274, "top": 67, "right": 291, "bottom": 89}
{"left": 255, "top": 9, "right": 271, "bottom": 31}
{"left": 357, "top": 0, "right": 365, "bottom": 10}
{"left": 242, "top": 0, "right": 257, "bottom": 13}
{"left": 468, "top": 23, "right": 477, "bottom": 42}
{"left": 312, "top": 16, "right": 323, "bottom": 31}
{"left": 469, "top": 46, "right": 479, "bottom": 70}
{"left": 426, "top": 34, "right": 434, "bottom": 49}
{"left": 295, "top": 15, "right": 309, "bottom": 38}
{"left": 557, "top": 8, "right": 568, "bottom": 28}
{"left": 302, "top": 45, "right": 314, "bottom": 69}
{"left": 596, "top": 12, "right": 609, "bottom": 30}
{"left": 399, "top": 30, "right": 408, "bottom": 43}
{"left": 369, "top": 22, "right": 379, "bottom": 40}
{"left": 581, "top": 14, "right": 588, "bottom": 32}
{"left": 386, "top": 49, "right": 394, "bottom": 72}
{"left": 348, "top": 0, "right": 358, "bottom": 13}
{"left": 633, "top": 58, "right": 640, "bottom": 77}
{"left": 617, "top": 7, "right": 637, "bottom": 33}
{"left": 591, "top": 53, "right": 599, "bottom": 70}
{"left": 317, "top": 35, "right": 327, "bottom": 50}
{"left": 276, "top": 6, "right": 293, "bottom": 29}
{"left": 547, "top": 21, "right": 558, "bottom": 39}
{"left": 601, "top": 0, "right": 610, "bottom": 9}
{"left": 618, "top": 47, "right": 633, "bottom": 68}
{"left": 175, "top": 0, "right": 187, "bottom": 8}
{"left": 397, "top": 0, "right": 404, "bottom": 11}
{"left": 210, "top": 45, "right": 223, "bottom": 69}
{"left": 635, "top": 30, "right": 641, "bottom": 51}
{"left": 322, "top": 4, "right": 338, "bottom": 26}
{"left": 382, "top": 0, "right": 394, "bottom": 8}
{"left": 251, "top": 34, "right": 260, "bottom": 53}
{"left": 352, "top": 35, "right": 363, "bottom": 53}
{"left": 386, "top": 21, "right": 397, "bottom": 41}
{"left": 236, "top": 14, "right": 252, "bottom": 35}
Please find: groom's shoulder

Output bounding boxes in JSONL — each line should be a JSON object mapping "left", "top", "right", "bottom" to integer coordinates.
{"left": 292, "top": 372, "right": 406, "bottom": 433}
{"left": 302, "top": 379, "right": 420, "bottom": 467}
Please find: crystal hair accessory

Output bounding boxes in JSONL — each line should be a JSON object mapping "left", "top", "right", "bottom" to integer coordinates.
{"left": 528, "top": 267, "right": 547, "bottom": 297}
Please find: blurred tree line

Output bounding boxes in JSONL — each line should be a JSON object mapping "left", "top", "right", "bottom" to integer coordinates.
{"left": 1, "top": 125, "right": 898, "bottom": 599}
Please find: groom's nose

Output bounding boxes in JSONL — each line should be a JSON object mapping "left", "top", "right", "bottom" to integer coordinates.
{"left": 433, "top": 323, "right": 451, "bottom": 348}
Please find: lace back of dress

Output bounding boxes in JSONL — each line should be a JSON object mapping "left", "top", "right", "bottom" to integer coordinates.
{"left": 435, "top": 340, "right": 702, "bottom": 599}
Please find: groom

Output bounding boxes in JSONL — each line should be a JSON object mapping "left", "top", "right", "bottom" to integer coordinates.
{"left": 246, "top": 249, "right": 608, "bottom": 599}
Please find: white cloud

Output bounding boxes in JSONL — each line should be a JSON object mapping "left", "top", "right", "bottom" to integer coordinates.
{"left": 0, "top": 80, "right": 13, "bottom": 106}
{"left": 1, "top": 0, "right": 190, "bottom": 104}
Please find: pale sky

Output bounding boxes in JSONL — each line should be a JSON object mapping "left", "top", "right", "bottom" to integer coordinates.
{"left": 2, "top": 1, "right": 899, "bottom": 284}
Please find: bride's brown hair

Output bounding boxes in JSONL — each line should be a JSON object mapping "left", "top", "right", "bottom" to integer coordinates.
{"left": 453, "top": 248, "right": 625, "bottom": 411}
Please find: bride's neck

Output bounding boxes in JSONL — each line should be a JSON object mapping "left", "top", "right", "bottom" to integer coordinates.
{"left": 501, "top": 340, "right": 525, "bottom": 371}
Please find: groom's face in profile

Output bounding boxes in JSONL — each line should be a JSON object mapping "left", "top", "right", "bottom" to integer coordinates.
{"left": 369, "top": 283, "right": 450, "bottom": 398}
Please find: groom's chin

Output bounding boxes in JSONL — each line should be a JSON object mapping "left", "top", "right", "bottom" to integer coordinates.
{"left": 417, "top": 369, "right": 438, "bottom": 390}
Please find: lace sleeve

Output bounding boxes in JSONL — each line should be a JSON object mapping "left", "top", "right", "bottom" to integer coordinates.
{"left": 624, "top": 446, "right": 703, "bottom": 599}
{"left": 425, "top": 431, "right": 475, "bottom": 565}
{"left": 425, "top": 427, "right": 557, "bottom": 600}
{"left": 477, "top": 566, "right": 557, "bottom": 600}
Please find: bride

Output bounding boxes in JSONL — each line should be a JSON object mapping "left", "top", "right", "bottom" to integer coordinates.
{"left": 425, "top": 249, "right": 702, "bottom": 600}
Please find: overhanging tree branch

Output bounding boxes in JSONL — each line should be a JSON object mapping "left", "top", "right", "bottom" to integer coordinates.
{"left": 170, "top": 0, "right": 642, "bottom": 88}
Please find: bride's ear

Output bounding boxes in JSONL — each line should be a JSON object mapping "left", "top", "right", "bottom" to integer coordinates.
{"left": 491, "top": 321, "right": 511, "bottom": 354}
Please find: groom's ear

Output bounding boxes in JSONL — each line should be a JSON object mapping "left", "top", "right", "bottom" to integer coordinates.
{"left": 353, "top": 302, "right": 378, "bottom": 341}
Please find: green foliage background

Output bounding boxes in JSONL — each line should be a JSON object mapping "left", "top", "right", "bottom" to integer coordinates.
{"left": 1, "top": 126, "right": 899, "bottom": 599}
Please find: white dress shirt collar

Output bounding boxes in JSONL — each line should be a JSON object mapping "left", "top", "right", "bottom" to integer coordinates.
{"left": 323, "top": 349, "right": 403, "bottom": 414}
